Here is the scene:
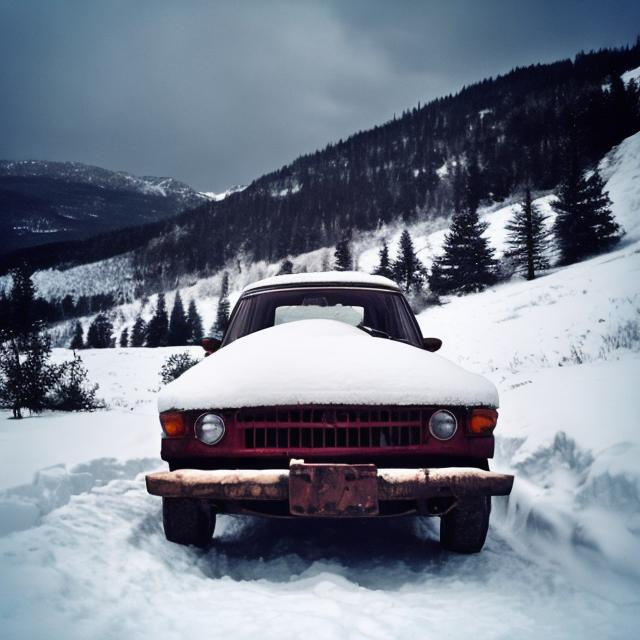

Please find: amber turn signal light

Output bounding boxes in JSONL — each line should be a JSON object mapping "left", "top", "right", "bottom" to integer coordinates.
{"left": 160, "top": 411, "right": 187, "bottom": 437}
{"left": 469, "top": 408, "right": 498, "bottom": 435}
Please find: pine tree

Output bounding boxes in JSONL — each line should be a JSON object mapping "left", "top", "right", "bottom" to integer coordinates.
{"left": 372, "top": 240, "right": 393, "bottom": 279}
{"left": 392, "top": 230, "right": 426, "bottom": 293}
{"left": 86, "top": 313, "right": 114, "bottom": 348}
{"left": 119, "top": 327, "right": 129, "bottom": 348}
{"left": 429, "top": 203, "right": 496, "bottom": 295}
{"left": 504, "top": 187, "right": 551, "bottom": 280}
{"left": 186, "top": 300, "right": 204, "bottom": 345}
{"left": 168, "top": 292, "right": 190, "bottom": 346}
{"left": 212, "top": 272, "right": 230, "bottom": 337}
{"left": 146, "top": 294, "right": 169, "bottom": 347}
{"left": 70, "top": 321, "right": 85, "bottom": 350}
{"left": 278, "top": 259, "right": 294, "bottom": 275}
{"left": 19, "top": 329, "right": 54, "bottom": 415}
{"left": 130, "top": 316, "right": 147, "bottom": 347}
{"left": 0, "top": 270, "right": 53, "bottom": 418}
{"left": 334, "top": 238, "right": 353, "bottom": 271}
{"left": 6, "top": 265, "right": 37, "bottom": 341}
{"left": 49, "top": 353, "right": 100, "bottom": 411}
{"left": 553, "top": 160, "right": 620, "bottom": 264}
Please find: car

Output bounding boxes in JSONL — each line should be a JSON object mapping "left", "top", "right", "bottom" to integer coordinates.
{"left": 146, "top": 271, "right": 514, "bottom": 553}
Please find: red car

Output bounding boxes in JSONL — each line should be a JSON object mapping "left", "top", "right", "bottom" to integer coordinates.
{"left": 146, "top": 272, "right": 513, "bottom": 553}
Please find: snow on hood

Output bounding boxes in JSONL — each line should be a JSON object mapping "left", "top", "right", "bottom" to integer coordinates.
{"left": 157, "top": 319, "right": 498, "bottom": 411}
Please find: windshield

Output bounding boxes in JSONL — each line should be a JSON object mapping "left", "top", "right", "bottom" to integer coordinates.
{"left": 223, "top": 287, "right": 423, "bottom": 347}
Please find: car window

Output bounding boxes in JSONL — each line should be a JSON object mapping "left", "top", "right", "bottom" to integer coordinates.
{"left": 223, "top": 287, "right": 422, "bottom": 347}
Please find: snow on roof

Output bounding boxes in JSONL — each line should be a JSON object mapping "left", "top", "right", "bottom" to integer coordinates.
{"left": 242, "top": 271, "right": 400, "bottom": 293}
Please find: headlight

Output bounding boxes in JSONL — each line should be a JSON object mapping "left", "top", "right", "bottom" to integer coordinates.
{"left": 429, "top": 410, "right": 457, "bottom": 441}
{"left": 194, "top": 413, "right": 225, "bottom": 445}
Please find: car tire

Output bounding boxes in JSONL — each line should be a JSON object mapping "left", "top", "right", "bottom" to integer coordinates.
{"left": 440, "top": 496, "right": 491, "bottom": 553}
{"left": 162, "top": 497, "right": 216, "bottom": 547}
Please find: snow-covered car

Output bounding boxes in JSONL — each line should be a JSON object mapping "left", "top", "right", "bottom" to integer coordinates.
{"left": 146, "top": 272, "right": 513, "bottom": 552}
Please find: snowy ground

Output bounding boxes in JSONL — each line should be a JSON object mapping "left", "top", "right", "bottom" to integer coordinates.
{"left": 2, "top": 127, "right": 640, "bottom": 638}
{"left": 1, "top": 233, "right": 640, "bottom": 638}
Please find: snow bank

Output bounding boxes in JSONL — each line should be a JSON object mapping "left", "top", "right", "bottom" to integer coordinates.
{"left": 158, "top": 319, "right": 498, "bottom": 411}
{"left": 0, "top": 458, "right": 158, "bottom": 536}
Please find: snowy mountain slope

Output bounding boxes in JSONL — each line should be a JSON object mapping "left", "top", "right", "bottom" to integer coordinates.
{"left": 0, "top": 160, "right": 208, "bottom": 254}
{"left": 621, "top": 64, "right": 640, "bottom": 85}
{"left": 22, "top": 128, "right": 637, "bottom": 352}
{"left": 199, "top": 184, "right": 247, "bottom": 201}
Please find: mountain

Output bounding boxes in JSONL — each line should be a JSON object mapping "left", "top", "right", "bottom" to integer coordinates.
{"left": 0, "top": 160, "right": 208, "bottom": 254}
{"left": 2, "top": 42, "right": 639, "bottom": 292}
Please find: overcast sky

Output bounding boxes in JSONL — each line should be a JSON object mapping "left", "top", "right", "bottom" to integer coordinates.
{"left": 1, "top": 1, "right": 639, "bottom": 191}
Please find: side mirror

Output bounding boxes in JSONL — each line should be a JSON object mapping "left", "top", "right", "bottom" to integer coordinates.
{"left": 201, "top": 336, "right": 222, "bottom": 356}
{"left": 423, "top": 337, "right": 442, "bottom": 352}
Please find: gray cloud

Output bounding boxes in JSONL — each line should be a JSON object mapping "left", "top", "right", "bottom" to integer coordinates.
{"left": 1, "top": 0, "right": 638, "bottom": 190}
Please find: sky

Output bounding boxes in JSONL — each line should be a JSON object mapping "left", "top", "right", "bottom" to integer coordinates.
{"left": 1, "top": 1, "right": 639, "bottom": 191}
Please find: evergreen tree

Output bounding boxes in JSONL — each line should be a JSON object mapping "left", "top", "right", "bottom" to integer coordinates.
{"left": 146, "top": 293, "right": 169, "bottom": 347}
{"left": 0, "top": 270, "right": 53, "bottom": 418}
{"left": 86, "top": 313, "right": 113, "bottom": 348}
{"left": 130, "top": 316, "right": 147, "bottom": 347}
{"left": 6, "top": 265, "right": 37, "bottom": 341}
{"left": 334, "top": 238, "right": 353, "bottom": 271}
{"left": 168, "top": 292, "right": 190, "bottom": 346}
{"left": 186, "top": 300, "right": 204, "bottom": 345}
{"left": 0, "top": 337, "right": 26, "bottom": 418}
{"left": 18, "top": 329, "right": 54, "bottom": 415}
{"left": 504, "top": 187, "right": 551, "bottom": 280}
{"left": 392, "top": 230, "right": 427, "bottom": 293}
{"left": 553, "top": 157, "right": 620, "bottom": 264}
{"left": 212, "top": 272, "right": 230, "bottom": 337}
{"left": 119, "top": 327, "right": 129, "bottom": 348}
{"left": 70, "top": 321, "right": 85, "bottom": 350}
{"left": 278, "top": 259, "right": 294, "bottom": 275}
{"left": 372, "top": 240, "right": 393, "bottom": 279}
{"left": 430, "top": 203, "right": 496, "bottom": 295}
{"left": 49, "top": 353, "right": 101, "bottom": 411}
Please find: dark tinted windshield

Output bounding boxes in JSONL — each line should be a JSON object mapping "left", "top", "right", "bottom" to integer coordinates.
{"left": 223, "top": 287, "right": 422, "bottom": 347}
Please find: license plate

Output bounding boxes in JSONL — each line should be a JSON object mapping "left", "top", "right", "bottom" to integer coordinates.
{"left": 289, "top": 462, "right": 379, "bottom": 516}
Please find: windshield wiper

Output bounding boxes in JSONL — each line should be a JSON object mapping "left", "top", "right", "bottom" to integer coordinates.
{"left": 357, "top": 324, "right": 412, "bottom": 344}
{"left": 356, "top": 324, "right": 393, "bottom": 339}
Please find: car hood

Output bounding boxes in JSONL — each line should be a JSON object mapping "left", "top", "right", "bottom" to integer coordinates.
{"left": 157, "top": 319, "right": 498, "bottom": 412}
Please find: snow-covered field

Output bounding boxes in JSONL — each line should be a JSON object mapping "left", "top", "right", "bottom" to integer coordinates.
{"left": 1, "top": 231, "right": 640, "bottom": 638}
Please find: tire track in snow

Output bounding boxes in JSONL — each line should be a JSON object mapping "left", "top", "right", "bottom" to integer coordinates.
{"left": 1, "top": 470, "right": 638, "bottom": 640}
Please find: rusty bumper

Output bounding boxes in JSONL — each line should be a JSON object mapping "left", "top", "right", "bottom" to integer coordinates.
{"left": 146, "top": 461, "right": 513, "bottom": 517}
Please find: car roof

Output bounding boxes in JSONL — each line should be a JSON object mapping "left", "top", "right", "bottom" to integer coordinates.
{"left": 241, "top": 270, "right": 400, "bottom": 294}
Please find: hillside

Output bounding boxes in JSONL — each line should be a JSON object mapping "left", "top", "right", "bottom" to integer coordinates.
{"left": 21, "top": 126, "right": 638, "bottom": 349}
{"left": 2, "top": 43, "right": 639, "bottom": 294}
{"left": 0, "top": 160, "right": 208, "bottom": 254}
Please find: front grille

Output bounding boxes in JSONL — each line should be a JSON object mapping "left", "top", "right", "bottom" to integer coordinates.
{"left": 238, "top": 407, "right": 425, "bottom": 450}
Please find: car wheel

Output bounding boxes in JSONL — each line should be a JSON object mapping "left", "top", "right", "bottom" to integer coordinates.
{"left": 440, "top": 496, "right": 491, "bottom": 553}
{"left": 162, "top": 497, "right": 216, "bottom": 547}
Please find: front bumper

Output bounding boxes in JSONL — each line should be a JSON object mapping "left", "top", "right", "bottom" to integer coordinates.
{"left": 146, "top": 460, "right": 513, "bottom": 516}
